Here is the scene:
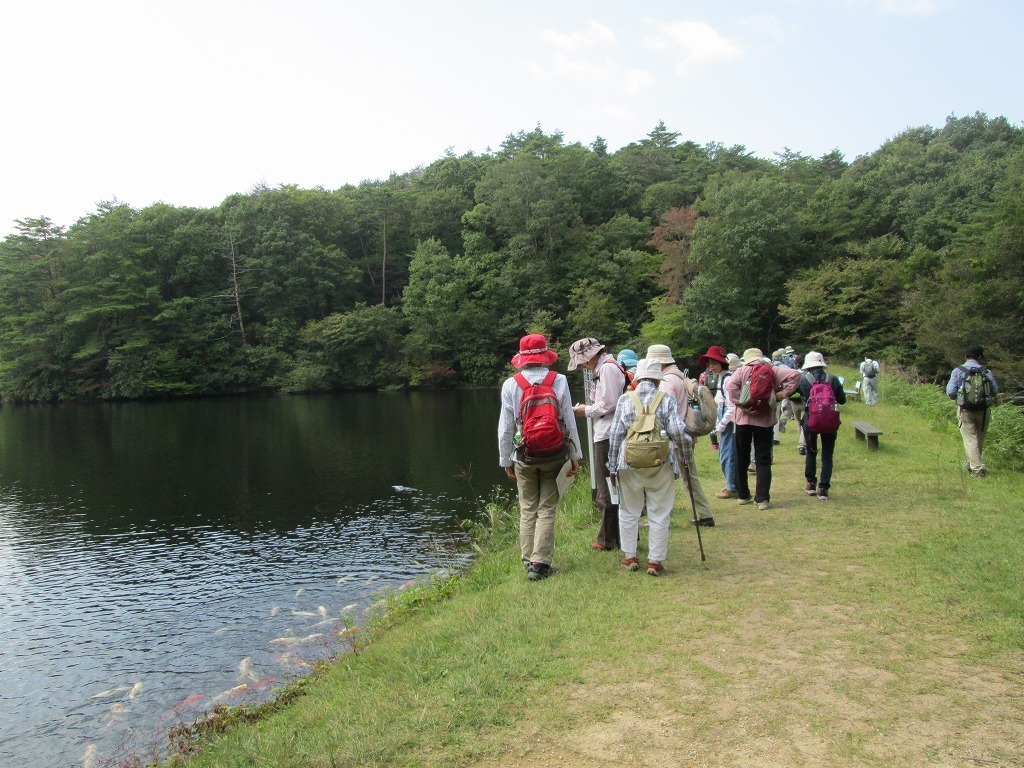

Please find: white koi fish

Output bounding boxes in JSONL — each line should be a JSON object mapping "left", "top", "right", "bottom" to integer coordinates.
{"left": 81, "top": 744, "right": 99, "bottom": 768}
{"left": 336, "top": 574, "right": 355, "bottom": 585}
{"left": 88, "top": 685, "right": 132, "bottom": 700}
{"left": 128, "top": 682, "right": 144, "bottom": 700}
{"left": 365, "top": 575, "right": 379, "bottom": 583}
{"left": 238, "top": 657, "right": 258, "bottom": 683}
{"left": 269, "top": 606, "right": 281, "bottom": 617}
{"left": 290, "top": 610, "right": 319, "bottom": 617}
{"left": 294, "top": 588, "right": 305, "bottom": 598}
{"left": 341, "top": 603, "right": 357, "bottom": 614}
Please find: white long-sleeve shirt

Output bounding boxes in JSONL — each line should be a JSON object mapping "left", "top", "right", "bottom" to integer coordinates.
{"left": 498, "top": 366, "right": 583, "bottom": 467}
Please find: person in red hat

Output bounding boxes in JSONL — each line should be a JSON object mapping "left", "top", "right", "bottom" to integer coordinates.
{"left": 499, "top": 334, "right": 582, "bottom": 580}
{"left": 699, "top": 345, "right": 738, "bottom": 500}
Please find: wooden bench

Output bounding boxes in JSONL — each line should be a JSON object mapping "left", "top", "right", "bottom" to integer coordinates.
{"left": 852, "top": 420, "right": 882, "bottom": 450}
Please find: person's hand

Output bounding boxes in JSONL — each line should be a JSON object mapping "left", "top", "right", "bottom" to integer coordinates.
{"left": 504, "top": 466, "right": 516, "bottom": 480}
{"left": 566, "top": 459, "right": 580, "bottom": 478}
{"left": 609, "top": 472, "right": 617, "bottom": 488}
{"left": 573, "top": 403, "right": 587, "bottom": 417}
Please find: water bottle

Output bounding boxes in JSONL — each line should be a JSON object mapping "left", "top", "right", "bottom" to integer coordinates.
{"left": 710, "top": 433, "right": 719, "bottom": 451}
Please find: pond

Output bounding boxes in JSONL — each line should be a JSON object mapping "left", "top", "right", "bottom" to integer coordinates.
{"left": 0, "top": 390, "right": 513, "bottom": 767}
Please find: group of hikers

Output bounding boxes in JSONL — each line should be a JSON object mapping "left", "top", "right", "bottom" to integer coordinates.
{"left": 497, "top": 334, "right": 1000, "bottom": 581}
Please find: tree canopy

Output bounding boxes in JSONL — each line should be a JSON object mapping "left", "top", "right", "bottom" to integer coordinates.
{"left": 1, "top": 112, "right": 1021, "bottom": 401}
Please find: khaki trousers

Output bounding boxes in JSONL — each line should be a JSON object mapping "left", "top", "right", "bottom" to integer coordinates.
{"left": 515, "top": 458, "right": 564, "bottom": 566}
{"left": 958, "top": 407, "right": 989, "bottom": 472}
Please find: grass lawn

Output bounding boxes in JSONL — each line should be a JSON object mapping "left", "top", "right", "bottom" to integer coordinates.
{"left": 166, "top": 369, "right": 1024, "bottom": 768}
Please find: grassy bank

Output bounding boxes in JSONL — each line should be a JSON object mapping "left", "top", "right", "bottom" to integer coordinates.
{"left": 166, "top": 369, "right": 1024, "bottom": 767}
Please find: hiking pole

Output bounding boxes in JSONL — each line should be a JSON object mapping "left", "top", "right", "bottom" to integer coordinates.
{"left": 583, "top": 367, "right": 596, "bottom": 498}
{"left": 679, "top": 438, "right": 706, "bottom": 562}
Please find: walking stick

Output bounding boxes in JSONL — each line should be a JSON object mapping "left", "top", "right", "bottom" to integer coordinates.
{"left": 583, "top": 367, "right": 596, "bottom": 498}
{"left": 679, "top": 438, "right": 706, "bottom": 562}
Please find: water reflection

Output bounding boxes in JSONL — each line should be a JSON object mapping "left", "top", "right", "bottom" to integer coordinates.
{"left": 0, "top": 391, "right": 507, "bottom": 767}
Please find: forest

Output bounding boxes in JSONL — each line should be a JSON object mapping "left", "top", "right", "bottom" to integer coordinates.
{"left": 0, "top": 112, "right": 1021, "bottom": 402}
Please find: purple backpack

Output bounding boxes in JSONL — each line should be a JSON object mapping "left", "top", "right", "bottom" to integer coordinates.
{"left": 806, "top": 375, "right": 840, "bottom": 433}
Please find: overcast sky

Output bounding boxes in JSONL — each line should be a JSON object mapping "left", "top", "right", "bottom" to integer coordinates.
{"left": 1, "top": 0, "right": 1020, "bottom": 237}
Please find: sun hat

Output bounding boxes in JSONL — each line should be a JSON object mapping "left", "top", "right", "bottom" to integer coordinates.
{"left": 568, "top": 338, "right": 605, "bottom": 371}
{"left": 801, "top": 351, "right": 828, "bottom": 370}
{"left": 741, "top": 348, "right": 764, "bottom": 364}
{"left": 616, "top": 349, "right": 639, "bottom": 369}
{"left": 698, "top": 345, "right": 729, "bottom": 367}
{"left": 785, "top": 345, "right": 795, "bottom": 354}
{"left": 510, "top": 333, "right": 559, "bottom": 368}
{"left": 727, "top": 353, "right": 741, "bottom": 372}
{"left": 644, "top": 344, "right": 675, "bottom": 365}
{"left": 634, "top": 358, "right": 663, "bottom": 382}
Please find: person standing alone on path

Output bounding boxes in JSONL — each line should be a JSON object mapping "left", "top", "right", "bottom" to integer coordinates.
{"left": 570, "top": 338, "right": 625, "bottom": 551}
{"left": 946, "top": 344, "right": 999, "bottom": 478}
{"left": 798, "top": 351, "right": 847, "bottom": 501}
{"left": 724, "top": 348, "right": 801, "bottom": 511}
{"left": 498, "top": 334, "right": 582, "bottom": 581}
{"left": 860, "top": 354, "right": 880, "bottom": 406}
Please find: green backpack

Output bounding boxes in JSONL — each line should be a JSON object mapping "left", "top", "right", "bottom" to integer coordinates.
{"left": 956, "top": 365, "right": 997, "bottom": 411}
{"left": 624, "top": 391, "right": 670, "bottom": 469}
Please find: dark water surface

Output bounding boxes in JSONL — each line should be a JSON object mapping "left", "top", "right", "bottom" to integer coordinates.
{"left": 0, "top": 390, "right": 508, "bottom": 767}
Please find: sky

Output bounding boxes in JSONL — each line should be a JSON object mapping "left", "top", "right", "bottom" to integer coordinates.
{"left": 1, "top": 0, "right": 1021, "bottom": 238}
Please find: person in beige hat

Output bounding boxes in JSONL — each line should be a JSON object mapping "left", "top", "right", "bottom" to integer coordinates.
{"left": 797, "top": 351, "right": 846, "bottom": 501}
{"left": 607, "top": 358, "right": 688, "bottom": 576}
{"left": 569, "top": 337, "right": 626, "bottom": 551}
{"left": 723, "top": 347, "right": 801, "bottom": 511}
{"left": 645, "top": 344, "right": 716, "bottom": 527}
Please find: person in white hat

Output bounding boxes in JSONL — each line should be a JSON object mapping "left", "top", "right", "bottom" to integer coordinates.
{"left": 797, "top": 351, "right": 846, "bottom": 501}
{"left": 606, "top": 358, "right": 687, "bottom": 576}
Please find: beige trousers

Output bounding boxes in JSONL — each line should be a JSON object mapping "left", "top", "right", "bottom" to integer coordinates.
{"left": 515, "top": 458, "right": 565, "bottom": 565}
{"left": 958, "top": 407, "right": 990, "bottom": 473}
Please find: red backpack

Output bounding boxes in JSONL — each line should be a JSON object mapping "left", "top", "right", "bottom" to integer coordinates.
{"left": 514, "top": 371, "right": 568, "bottom": 463}
{"left": 737, "top": 363, "right": 776, "bottom": 415}
{"left": 805, "top": 374, "right": 841, "bottom": 433}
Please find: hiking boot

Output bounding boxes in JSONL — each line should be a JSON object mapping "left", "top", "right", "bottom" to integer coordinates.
{"left": 805, "top": 482, "right": 816, "bottom": 496}
{"left": 620, "top": 556, "right": 639, "bottom": 571}
{"left": 737, "top": 497, "right": 753, "bottom": 506}
{"left": 817, "top": 486, "right": 829, "bottom": 501}
{"left": 971, "top": 468, "right": 987, "bottom": 478}
{"left": 527, "top": 562, "right": 557, "bottom": 581}
{"left": 747, "top": 465, "right": 756, "bottom": 474}
{"left": 798, "top": 446, "right": 806, "bottom": 455}
{"left": 715, "top": 488, "right": 737, "bottom": 499}
{"left": 690, "top": 517, "right": 715, "bottom": 527}
{"left": 772, "top": 438, "right": 781, "bottom": 446}
{"left": 646, "top": 561, "right": 664, "bottom": 576}
{"left": 756, "top": 501, "right": 770, "bottom": 511}
{"left": 590, "top": 542, "right": 612, "bottom": 551}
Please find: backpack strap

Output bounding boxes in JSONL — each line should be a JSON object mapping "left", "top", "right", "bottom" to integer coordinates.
{"left": 514, "top": 370, "right": 556, "bottom": 390}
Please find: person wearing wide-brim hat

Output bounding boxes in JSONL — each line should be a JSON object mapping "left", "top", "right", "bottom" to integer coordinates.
{"left": 569, "top": 338, "right": 626, "bottom": 551}
{"left": 616, "top": 348, "right": 639, "bottom": 374}
{"left": 606, "top": 357, "right": 688, "bottom": 576}
{"left": 645, "top": 344, "right": 715, "bottom": 526}
{"left": 723, "top": 347, "right": 801, "bottom": 511}
{"left": 797, "top": 351, "right": 847, "bottom": 501}
{"left": 698, "top": 346, "right": 738, "bottom": 500}
{"left": 498, "top": 334, "right": 583, "bottom": 581}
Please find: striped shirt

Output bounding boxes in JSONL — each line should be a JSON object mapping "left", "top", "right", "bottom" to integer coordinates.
{"left": 606, "top": 379, "right": 689, "bottom": 475}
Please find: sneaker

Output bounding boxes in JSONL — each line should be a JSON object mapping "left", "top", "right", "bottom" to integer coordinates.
{"left": 817, "top": 487, "right": 829, "bottom": 501}
{"left": 747, "top": 465, "right": 756, "bottom": 474}
{"left": 805, "top": 482, "right": 816, "bottom": 496}
{"left": 756, "top": 501, "right": 770, "bottom": 511}
{"left": 773, "top": 439, "right": 781, "bottom": 445}
{"left": 798, "top": 446, "right": 806, "bottom": 455}
{"left": 962, "top": 461, "right": 971, "bottom": 473}
{"left": 971, "top": 468, "right": 987, "bottom": 478}
{"left": 590, "top": 542, "right": 612, "bottom": 551}
{"left": 527, "top": 562, "right": 557, "bottom": 581}
{"left": 715, "top": 488, "right": 737, "bottom": 499}
{"left": 646, "top": 561, "right": 664, "bottom": 576}
{"left": 690, "top": 517, "right": 715, "bottom": 527}
{"left": 620, "top": 556, "right": 639, "bottom": 571}
{"left": 737, "top": 497, "right": 753, "bottom": 506}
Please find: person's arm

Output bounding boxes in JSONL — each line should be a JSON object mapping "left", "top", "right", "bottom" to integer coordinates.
{"left": 777, "top": 366, "right": 802, "bottom": 399}
{"left": 606, "top": 394, "right": 631, "bottom": 477}
{"left": 586, "top": 361, "right": 622, "bottom": 419}
{"left": 946, "top": 368, "right": 961, "bottom": 399}
{"left": 832, "top": 375, "right": 847, "bottom": 405}
{"left": 497, "top": 379, "right": 518, "bottom": 475}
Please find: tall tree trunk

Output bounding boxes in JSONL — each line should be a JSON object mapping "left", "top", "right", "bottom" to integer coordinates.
{"left": 228, "top": 237, "right": 247, "bottom": 348}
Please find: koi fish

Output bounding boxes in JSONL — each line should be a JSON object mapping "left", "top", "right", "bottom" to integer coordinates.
{"left": 88, "top": 685, "right": 132, "bottom": 700}
{"left": 208, "top": 684, "right": 250, "bottom": 707}
{"left": 275, "top": 651, "right": 310, "bottom": 670}
{"left": 103, "top": 703, "right": 125, "bottom": 727}
{"left": 171, "top": 693, "right": 206, "bottom": 714}
{"left": 365, "top": 575, "right": 379, "bottom": 583}
{"left": 128, "top": 682, "right": 144, "bottom": 700}
{"left": 317, "top": 605, "right": 327, "bottom": 616}
{"left": 81, "top": 744, "right": 99, "bottom": 768}
{"left": 238, "top": 657, "right": 258, "bottom": 683}
{"left": 294, "top": 588, "right": 305, "bottom": 598}
{"left": 291, "top": 610, "right": 319, "bottom": 617}
{"left": 269, "top": 606, "right": 281, "bottom": 617}
{"left": 336, "top": 574, "right": 355, "bottom": 584}
{"left": 270, "top": 632, "right": 324, "bottom": 645}
{"left": 341, "top": 603, "right": 357, "bottom": 614}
